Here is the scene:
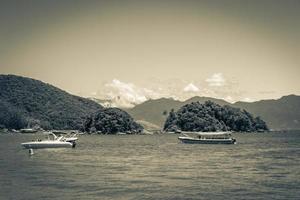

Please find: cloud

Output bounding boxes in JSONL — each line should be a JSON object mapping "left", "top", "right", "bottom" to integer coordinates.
{"left": 183, "top": 83, "right": 200, "bottom": 92}
{"left": 100, "top": 79, "right": 158, "bottom": 108}
{"left": 242, "top": 97, "right": 253, "bottom": 102}
{"left": 95, "top": 77, "right": 250, "bottom": 108}
{"left": 205, "top": 73, "right": 226, "bottom": 87}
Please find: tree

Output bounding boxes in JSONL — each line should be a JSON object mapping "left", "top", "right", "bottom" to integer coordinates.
{"left": 164, "top": 109, "right": 177, "bottom": 131}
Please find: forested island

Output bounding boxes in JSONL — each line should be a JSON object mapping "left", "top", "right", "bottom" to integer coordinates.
{"left": 164, "top": 101, "right": 268, "bottom": 132}
{"left": 83, "top": 108, "right": 143, "bottom": 134}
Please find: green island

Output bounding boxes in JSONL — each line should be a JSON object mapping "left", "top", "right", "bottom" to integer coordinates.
{"left": 83, "top": 108, "right": 143, "bottom": 134}
{"left": 164, "top": 101, "right": 268, "bottom": 132}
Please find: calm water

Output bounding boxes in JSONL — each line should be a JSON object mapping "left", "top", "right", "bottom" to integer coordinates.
{"left": 0, "top": 132, "right": 299, "bottom": 200}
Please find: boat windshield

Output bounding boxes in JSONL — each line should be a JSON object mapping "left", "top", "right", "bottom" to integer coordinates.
{"left": 47, "top": 133, "right": 58, "bottom": 140}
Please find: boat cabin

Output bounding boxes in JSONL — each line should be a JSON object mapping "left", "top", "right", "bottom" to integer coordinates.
{"left": 196, "top": 132, "right": 232, "bottom": 139}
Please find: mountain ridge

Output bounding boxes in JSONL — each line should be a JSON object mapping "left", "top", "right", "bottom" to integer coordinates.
{"left": 0, "top": 74, "right": 103, "bottom": 130}
{"left": 127, "top": 95, "right": 300, "bottom": 130}
{"left": 2, "top": 74, "right": 298, "bottom": 130}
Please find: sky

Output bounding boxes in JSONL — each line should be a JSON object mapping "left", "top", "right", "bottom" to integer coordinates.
{"left": 1, "top": 0, "right": 299, "bottom": 107}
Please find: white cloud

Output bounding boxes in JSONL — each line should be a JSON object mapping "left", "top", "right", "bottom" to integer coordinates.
{"left": 183, "top": 83, "right": 200, "bottom": 92}
{"left": 100, "top": 79, "right": 158, "bottom": 108}
{"left": 206, "top": 73, "right": 226, "bottom": 87}
{"left": 94, "top": 77, "right": 250, "bottom": 108}
{"left": 242, "top": 97, "right": 253, "bottom": 102}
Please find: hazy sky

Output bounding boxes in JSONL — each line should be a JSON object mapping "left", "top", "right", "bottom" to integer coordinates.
{"left": 1, "top": 0, "right": 299, "bottom": 106}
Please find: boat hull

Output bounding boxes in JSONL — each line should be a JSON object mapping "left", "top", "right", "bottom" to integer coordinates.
{"left": 21, "top": 141, "right": 73, "bottom": 149}
{"left": 178, "top": 137, "right": 236, "bottom": 144}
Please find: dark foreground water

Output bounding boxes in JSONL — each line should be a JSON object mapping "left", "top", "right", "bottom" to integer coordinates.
{"left": 0, "top": 132, "right": 299, "bottom": 200}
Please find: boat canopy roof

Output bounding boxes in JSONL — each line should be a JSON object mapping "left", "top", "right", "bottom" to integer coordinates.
{"left": 182, "top": 131, "right": 232, "bottom": 136}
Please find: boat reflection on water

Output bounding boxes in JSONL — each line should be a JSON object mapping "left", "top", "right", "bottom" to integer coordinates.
{"left": 178, "top": 132, "right": 236, "bottom": 144}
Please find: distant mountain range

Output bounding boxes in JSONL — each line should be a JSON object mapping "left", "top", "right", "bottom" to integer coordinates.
{"left": 0, "top": 75, "right": 103, "bottom": 130}
{"left": 127, "top": 95, "right": 300, "bottom": 130}
{"left": 1, "top": 74, "right": 299, "bottom": 131}
{"left": 234, "top": 95, "right": 300, "bottom": 130}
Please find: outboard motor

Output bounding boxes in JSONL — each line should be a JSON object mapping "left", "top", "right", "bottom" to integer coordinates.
{"left": 71, "top": 142, "right": 76, "bottom": 148}
{"left": 232, "top": 138, "right": 237, "bottom": 144}
{"left": 29, "top": 149, "right": 34, "bottom": 155}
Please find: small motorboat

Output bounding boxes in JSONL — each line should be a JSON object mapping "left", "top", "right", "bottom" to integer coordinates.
{"left": 21, "top": 133, "right": 76, "bottom": 155}
{"left": 21, "top": 139, "right": 73, "bottom": 149}
{"left": 20, "top": 128, "right": 38, "bottom": 133}
{"left": 178, "top": 132, "right": 236, "bottom": 144}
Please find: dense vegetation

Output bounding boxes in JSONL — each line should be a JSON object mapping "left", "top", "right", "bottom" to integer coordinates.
{"left": 0, "top": 75, "right": 102, "bottom": 130}
{"left": 234, "top": 95, "right": 300, "bottom": 130}
{"left": 0, "top": 100, "right": 27, "bottom": 129}
{"left": 83, "top": 108, "right": 143, "bottom": 134}
{"left": 164, "top": 101, "right": 268, "bottom": 132}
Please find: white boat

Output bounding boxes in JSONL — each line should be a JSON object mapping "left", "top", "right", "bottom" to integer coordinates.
{"left": 117, "top": 132, "right": 127, "bottom": 135}
{"left": 21, "top": 133, "right": 75, "bottom": 154}
{"left": 178, "top": 132, "right": 236, "bottom": 144}
{"left": 20, "top": 128, "right": 38, "bottom": 133}
{"left": 21, "top": 139, "right": 73, "bottom": 149}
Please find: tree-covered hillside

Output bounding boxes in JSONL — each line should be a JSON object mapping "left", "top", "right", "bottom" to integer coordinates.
{"left": 0, "top": 75, "right": 102, "bottom": 130}
{"left": 233, "top": 95, "right": 300, "bottom": 130}
{"left": 83, "top": 108, "right": 143, "bottom": 134}
{"left": 164, "top": 101, "right": 268, "bottom": 132}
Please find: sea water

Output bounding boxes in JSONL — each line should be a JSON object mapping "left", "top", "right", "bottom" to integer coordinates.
{"left": 0, "top": 132, "right": 299, "bottom": 200}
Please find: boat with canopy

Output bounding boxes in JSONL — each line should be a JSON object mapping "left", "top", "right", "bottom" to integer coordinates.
{"left": 178, "top": 132, "right": 236, "bottom": 144}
